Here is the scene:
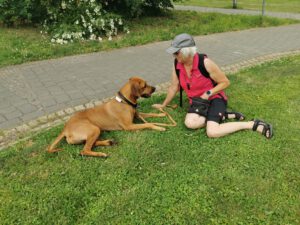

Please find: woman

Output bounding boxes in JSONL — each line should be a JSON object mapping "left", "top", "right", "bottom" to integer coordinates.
{"left": 153, "top": 33, "right": 273, "bottom": 139}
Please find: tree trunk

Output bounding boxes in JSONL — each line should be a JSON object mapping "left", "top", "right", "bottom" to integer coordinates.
{"left": 262, "top": 0, "right": 266, "bottom": 16}
{"left": 233, "top": 0, "right": 237, "bottom": 9}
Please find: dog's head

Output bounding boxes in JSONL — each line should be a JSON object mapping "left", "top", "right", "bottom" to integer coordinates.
{"left": 129, "top": 77, "right": 156, "bottom": 99}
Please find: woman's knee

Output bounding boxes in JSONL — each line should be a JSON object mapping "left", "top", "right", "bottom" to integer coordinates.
{"left": 184, "top": 114, "right": 206, "bottom": 129}
{"left": 206, "top": 123, "right": 221, "bottom": 138}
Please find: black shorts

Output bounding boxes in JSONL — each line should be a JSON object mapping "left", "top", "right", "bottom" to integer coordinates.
{"left": 206, "top": 98, "right": 227, "bottom": 123}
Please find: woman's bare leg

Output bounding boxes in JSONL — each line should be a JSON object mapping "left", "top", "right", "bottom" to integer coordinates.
{"left": 206, "top": 121, "right": 268, "bottom": 138}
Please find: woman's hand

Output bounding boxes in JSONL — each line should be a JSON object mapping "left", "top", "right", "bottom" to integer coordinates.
{"left": 200, "top": 93, "right": 209, "bottom": 100}
{"left": 152, "top": 104, "right": 165, "bottom": 110}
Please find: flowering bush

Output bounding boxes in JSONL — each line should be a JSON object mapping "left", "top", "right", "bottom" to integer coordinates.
{"left": 1, "top": 0, "right": 177, "bottom": 44}
{"left": 43, "top": 0, "right": 129, "bottom": 44}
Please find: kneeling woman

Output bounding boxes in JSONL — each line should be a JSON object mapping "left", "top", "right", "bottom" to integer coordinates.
{"left": 153, "top": 33, "right": 273, "bottom": 139}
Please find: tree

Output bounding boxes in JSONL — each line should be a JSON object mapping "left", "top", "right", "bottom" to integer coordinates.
{"left": 262, "top": 0, "right": 266, "bottom": 16}
{"left": 233, "top": 0, "right": 237, "bottom": 9}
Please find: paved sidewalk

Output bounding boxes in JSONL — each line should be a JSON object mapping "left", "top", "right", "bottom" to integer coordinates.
{"left": 0, "top": 23, "right": 300, "bottom": 131}
{"left": 175, "top": 5, "right": 300, "bottom": 20}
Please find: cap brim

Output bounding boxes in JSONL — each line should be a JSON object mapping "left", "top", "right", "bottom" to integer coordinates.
{"left": 166, "top": 46, "right": 180, "bottom": 54}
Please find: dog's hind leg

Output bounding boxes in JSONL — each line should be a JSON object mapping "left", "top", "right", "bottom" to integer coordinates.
{"left": 79, "top": 126, "right": 108, "bottom": 158}
{"left": 94, "top": 139, "right": 116, "bottom": 147}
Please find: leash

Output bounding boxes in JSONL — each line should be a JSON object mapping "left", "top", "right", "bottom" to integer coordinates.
{"left": 138, "top": 104, "right": 177, "bottom": 127}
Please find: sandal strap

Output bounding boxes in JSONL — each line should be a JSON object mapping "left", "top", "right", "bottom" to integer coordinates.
{"left": 225, "top": 111, "right": 245, "bottom": 120}
{"left": 252, "top": 119, "right": 260, "bottom": 131}
{"left": 261, "top": 123, "right": 268, "bottom": 136}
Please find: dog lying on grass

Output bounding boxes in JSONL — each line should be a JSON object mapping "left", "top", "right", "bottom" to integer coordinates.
{"left": 47, "top": 77, "right": 167, "bottom": 157}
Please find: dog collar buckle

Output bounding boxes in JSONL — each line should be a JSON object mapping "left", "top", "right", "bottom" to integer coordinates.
{"left": 115, "top": 96, "right": 122, "bottom": 103}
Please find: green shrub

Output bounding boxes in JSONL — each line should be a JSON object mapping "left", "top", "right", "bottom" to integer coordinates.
{"left": 103, "top": 0, "right": 176, "bottom": 18}
{"left": 0, "top": 0, "right": 177, "bottom": 42}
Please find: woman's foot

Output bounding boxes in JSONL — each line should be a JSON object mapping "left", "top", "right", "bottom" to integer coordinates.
{"left": 224, "top": 111, "right": 245, "bottom": 121}
{"left": 252, "top": 119, "right": 273, "bottom": 139}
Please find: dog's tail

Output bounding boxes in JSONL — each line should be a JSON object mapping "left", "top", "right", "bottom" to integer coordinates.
{"left": 47, "top": 131, "right": 65, "bottom": 153}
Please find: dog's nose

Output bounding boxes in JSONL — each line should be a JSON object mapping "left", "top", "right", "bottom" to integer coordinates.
{"left": 151, "top": 86, "right": 156, "bottom": 92}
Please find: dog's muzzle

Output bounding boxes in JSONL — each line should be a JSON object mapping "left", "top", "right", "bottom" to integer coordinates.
{"left": 141, "top": 86, "right": 156, "bottom": 98}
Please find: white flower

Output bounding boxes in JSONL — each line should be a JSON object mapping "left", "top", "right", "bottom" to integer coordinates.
{"left": 51, "top": 38, "right": 55, "bottom": 43}
{"left": 61, "top": 1, "right": 67, "bottom": 9}
{"left": 94, "top": 6, "right": 100, "bottom": 14}
{"left": 100, "top": 19, "right": 105, "bottom": 27}
{"left": 89, "top": 34, "right": 96, "bottom": 40}
{"left": 98, "top": 37, "right": 102, "bottom": 42}
{"left": 56, "top": 39, "right": 64, "bottom": 44}
{"left": 118, "top": 19, "right": 123, "bottom": 25}
{"left": 108, "top": 36, "right": 112, "bottom": 41}
{"left": 81, "top": 15, "right": 86, "bottom": 23}
{"left": 127, "top": 30, "right": 130, "bottom": 34}
{"left": 75, "top": 20, "right": 79, "bottom": 25}
{"left": 88, "top": 25, "right": 93, "bottom": 33}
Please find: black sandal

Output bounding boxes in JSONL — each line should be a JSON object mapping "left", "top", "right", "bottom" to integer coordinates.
{"left": 225, "top": 111, "right": 245, "bottom": 121}
{"left": 252, "top": 119, "right": 273, "bottom": 139}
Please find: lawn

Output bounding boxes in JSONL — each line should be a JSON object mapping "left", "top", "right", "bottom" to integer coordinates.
{"left": 0, "top": 55, "right": 299, "bottom": 224}
{"left": 0, "top": 10, "right": 298, "bottom": 68}
{"left": 178, "top": 0, "right": 300, "bottom": 13}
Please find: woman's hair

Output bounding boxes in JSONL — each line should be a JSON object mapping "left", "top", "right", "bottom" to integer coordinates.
{"left": 179, "top": 46, "right": 197, "bottom": 59}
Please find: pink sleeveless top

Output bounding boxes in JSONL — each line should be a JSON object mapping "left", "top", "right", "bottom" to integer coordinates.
{"left": 176, "top": 54, "right": 227, "bottom": 104}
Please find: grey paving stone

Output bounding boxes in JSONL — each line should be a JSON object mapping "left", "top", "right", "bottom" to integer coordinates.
{"left": 4, "top": 110, "right": 23, "bottom": 120}
{"left": 0, "top": 115, "right": 6, "bottom": 123}
{"left": 41, "top": 98, "right": 57, "bottom": 108}
{"left": 48, "top": 86, "right": 65, "bottom": 95}
{"left": 17, "top": 104, "right": 38, "bottom": 114}
{"left": 68, "top": 91, "right": 85, "bottom": 100}
{"left": 45, "top": 104, "right": 68, "bottom": 114}
{"left": 54, "top": 94, "right": 71, "bottom": 104}
{"left": 0, "top": 118, "right": 22, "bottom": 129}
{"left": 0, "top": 107, "right": 16, "bottom": 115}
{"left": 21, "top": 111, "right": 45, "bottom": 122}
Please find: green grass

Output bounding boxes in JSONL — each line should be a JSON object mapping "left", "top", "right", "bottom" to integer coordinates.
{"left": 0, "top": 10, "right": 298, "bottom": 68}
{"left": 178, "top": 0, "right": 300, "bottom": 13}
{"left": 1, "top": 55, "right": 300, "bottom": 224}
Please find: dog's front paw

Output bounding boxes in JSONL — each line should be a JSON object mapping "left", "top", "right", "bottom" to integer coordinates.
{"left": 155, "top": 126, "right": 166, "bottom": 131}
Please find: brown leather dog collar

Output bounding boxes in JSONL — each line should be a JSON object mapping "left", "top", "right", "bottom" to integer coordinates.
{"left": 117, "top": 91, "right": 137, "bottom": 108}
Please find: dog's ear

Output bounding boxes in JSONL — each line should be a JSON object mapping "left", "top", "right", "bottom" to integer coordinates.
{"left": 130, "top": 79, "right": 141, "bottom": 98}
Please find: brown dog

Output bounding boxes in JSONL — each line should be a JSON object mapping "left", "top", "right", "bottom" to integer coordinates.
{"left": 47, "top": 77, "right": 166, "bottom": 157}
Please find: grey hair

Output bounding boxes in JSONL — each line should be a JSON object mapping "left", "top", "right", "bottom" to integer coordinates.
{"left": 179, "top": 46, "right": 197, "bottom": 59}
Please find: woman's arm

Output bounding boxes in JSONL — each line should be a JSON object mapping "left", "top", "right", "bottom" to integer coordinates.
{"left": 201, "top": 58, "right": 230, "bottom": 99}
{"left": 152, "top": 67, "right": 179, "bottom": 109}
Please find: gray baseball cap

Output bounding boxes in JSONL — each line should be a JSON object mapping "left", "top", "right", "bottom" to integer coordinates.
{"left": 166, "top": 33, "right": 196, "bottom": 54}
